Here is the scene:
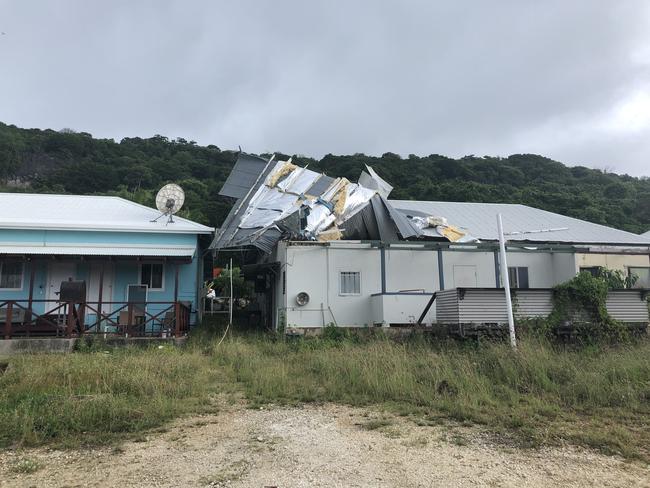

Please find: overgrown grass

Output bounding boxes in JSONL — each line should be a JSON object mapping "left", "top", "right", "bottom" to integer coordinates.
{"left": 0, "top": 345, "right": 217, "bottom": 448}
{"left": 206, "top": 333, "right": 650, "bottom": 461}
{"left": 1, "top": 333, "right": 649, "bottom": 462}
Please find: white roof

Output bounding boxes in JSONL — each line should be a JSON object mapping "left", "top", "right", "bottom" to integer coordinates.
{"left": 0, "top": 193, "right": 214, "bottom": 234}
{"left": 390, "top": 200, "right": 650, "bottom": 245}
{"left": 643, "top": 230, "right": 650, "bottom": 238}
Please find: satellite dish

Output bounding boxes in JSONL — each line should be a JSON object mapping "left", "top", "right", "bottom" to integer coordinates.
{"left": 151, "top": 183, "right": 185, "bottom": 224}
{"left": 296, "top": 292, "right": 310, "bottom": 306}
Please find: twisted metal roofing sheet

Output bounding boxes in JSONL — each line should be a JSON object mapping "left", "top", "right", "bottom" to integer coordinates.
{"left": 219, "top": 153, "right": 272, "bottom": 199}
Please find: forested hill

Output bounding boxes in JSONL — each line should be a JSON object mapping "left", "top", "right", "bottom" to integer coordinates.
{"left": 0, "top": 121, "right": 648, "bottom": 233}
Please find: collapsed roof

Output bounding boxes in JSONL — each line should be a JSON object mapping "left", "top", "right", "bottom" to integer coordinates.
{"left": 210, "top": 153, "right": 473, "bottom": 253}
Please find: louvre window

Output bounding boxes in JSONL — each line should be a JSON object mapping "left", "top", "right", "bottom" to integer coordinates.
{"left": 507, "top": 266, "right": 529, "bottom": 289}
{"left": 0, "top": 261, "right": 23, "bottom": 289}
{"left": 140, "top": 263, "right": 164, "bottom": 290}
{"left": 340, "top": 271, "right": 361, "bottom": 295}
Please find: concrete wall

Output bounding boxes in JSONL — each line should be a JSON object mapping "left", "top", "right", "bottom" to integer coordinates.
{"left": 0, "top": 338, "right": 76, "bottom": 354}
{"left": 0, "top": 337, "right": 186, "bottom": 355}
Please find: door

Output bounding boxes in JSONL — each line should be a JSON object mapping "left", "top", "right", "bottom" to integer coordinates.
{"left": 453, "top": 265, "right": 478, "bottom": 288}
{"left": 46, "top": 263, "right": 77, "bottom": 303}
{"left": 87, "top": 263, "right": 114, "bottom": 329}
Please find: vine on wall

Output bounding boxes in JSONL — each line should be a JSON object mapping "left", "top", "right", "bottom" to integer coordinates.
{"left": 546, "top": 270, "right": 633, "bottom": 341}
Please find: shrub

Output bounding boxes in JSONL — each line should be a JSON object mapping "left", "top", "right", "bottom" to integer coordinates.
{"left": 546, "top": 271, "right": 629, "bottom": 341}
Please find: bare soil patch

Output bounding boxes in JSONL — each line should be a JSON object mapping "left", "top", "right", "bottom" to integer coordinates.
{"left": 0, "top": 404, "right": 647, "bottom": 488}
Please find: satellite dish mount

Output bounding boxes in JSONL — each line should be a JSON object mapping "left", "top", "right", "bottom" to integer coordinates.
{"left": 151, "top": 183, "right": 185, "bottom": 224}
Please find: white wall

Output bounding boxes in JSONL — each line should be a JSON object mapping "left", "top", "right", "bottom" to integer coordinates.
{"left": 552, "top": 252, "right": 578, "bottom": 284}
{"left": 284, "top": 245, "right": 328, "bottom": 327}
{"left": 284, "top": 243, "right": 381, "bottom": 327}
{"left": 506, "top": 251, "right": 556, "bottom": 287}
{"left": 385, "top": 247, "right": 438, "bottom": 292}
{"left": 443, "top": 251, "right": 496, "bottom": 288}
{"left": 281, "top": 242, "right": 580, "bottom": 328}
{"left": 326, "top": 246, "right": 382, "bottom": 326}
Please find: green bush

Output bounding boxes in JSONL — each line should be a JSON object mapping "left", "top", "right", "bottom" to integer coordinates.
{"left": 546, "top": 271, "right": 631, "bottom": 341}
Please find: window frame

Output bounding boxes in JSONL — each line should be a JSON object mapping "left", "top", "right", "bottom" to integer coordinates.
{"left": 579, "top": 266, "right": 602, "bottom": 278}
{"left": 627, "top": 266, "right": 650, "bottom": 289}
{"left": 138, "top": 262, "right": 165, "bottom": 291}
{"left": 339, "top": 271, "right": 361, "bottom": 296}
{"left": 507, "top": 266, "right": 529, "bottom": 289}
{"left": 0, "top": 261, "right": 24, "bottom": 291}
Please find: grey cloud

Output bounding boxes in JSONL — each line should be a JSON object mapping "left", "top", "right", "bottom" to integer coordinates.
{"left": 1, "top": 0, "right": 649, "bottom": 175}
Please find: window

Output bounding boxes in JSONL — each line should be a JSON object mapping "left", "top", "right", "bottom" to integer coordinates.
{"left": 580, "top": 266, "right": 602, "bottom": 278}
{"left": 339, "top": 271, "right": 361, "bottom": 295}
{"left": 282, "top": 271, "right": 286, "bottom": 295}
{"left": 628, "top": 267, "right": 650, "bottom": 289}
{"left": 140, "top": 263, "right": 164, "bottom": 290}
{"left": 0, "top": 261, "right": 23, "bottom": 289}
{"left": 507, "top": 267, "right": 529, "bottom": 289}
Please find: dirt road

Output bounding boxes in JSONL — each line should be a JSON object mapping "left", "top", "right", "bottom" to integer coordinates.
{"left": 0, "top": 404, "right": 647, "bottom": 487}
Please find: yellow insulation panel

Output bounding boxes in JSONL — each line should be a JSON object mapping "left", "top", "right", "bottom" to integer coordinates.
{"left": 267, "top": 161, "right": 297, "bottom": 188}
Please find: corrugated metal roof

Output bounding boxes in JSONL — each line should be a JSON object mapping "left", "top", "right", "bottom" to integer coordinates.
{"left": 219, "top": 153, "right": 271, "bottom": 199}
{"left": 211, "top": 154, "right": 422, "bottom": 252}
{"left": 211, "top": 155, "right": 279, "bottom": 252}
{"left": 391, "top": 200, "right": 650, "bottom": 245}
{"left": 0, "top": 193, "right": 214, "bottom": 234}
{"left": 642, "top": 230, "right": 650, "bottom": 238}
{"left": 0, "top": 243, "right": 196, "bottom": 257}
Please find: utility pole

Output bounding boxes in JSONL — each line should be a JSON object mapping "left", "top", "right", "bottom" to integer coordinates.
{"left": 497, "top": 214, "right": 517, "bottom": 349}
{"left": 497, "top": 215, "right": 569, "bottom": 349}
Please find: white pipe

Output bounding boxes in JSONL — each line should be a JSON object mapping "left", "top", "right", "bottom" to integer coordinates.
{"left": 497, "top": 213, "right": 517, "bottom": 349}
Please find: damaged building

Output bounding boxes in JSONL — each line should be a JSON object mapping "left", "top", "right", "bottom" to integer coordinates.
{"left": 211, "top": 153, "right": 650, "bottom": 331}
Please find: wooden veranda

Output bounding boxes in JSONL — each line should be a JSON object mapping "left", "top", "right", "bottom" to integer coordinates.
{"left": 1, "top": 298, "right": 191, "bottom": 339}
{"left": 0, "top": 255, "right": 195, "bottom": 339}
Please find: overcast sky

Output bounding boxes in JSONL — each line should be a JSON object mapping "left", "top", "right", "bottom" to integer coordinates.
{"left": 1, "top": 1, "right": 650, "bottom": 176}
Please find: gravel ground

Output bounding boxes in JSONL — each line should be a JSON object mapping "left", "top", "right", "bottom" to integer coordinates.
{"left": 0, "top": 403, "right": 648, "bottom": 487}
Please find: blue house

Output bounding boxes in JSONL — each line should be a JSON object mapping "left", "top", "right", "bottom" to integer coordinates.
{"left": 0, "top": 193, "right": 213, "bottom": 338}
